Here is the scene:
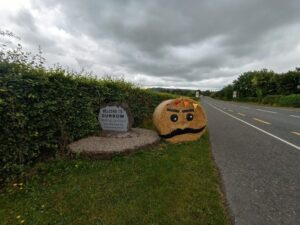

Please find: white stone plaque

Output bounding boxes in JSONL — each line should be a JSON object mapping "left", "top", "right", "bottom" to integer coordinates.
{"left": 99, "top": 104, "right": 131, "bottom": 132}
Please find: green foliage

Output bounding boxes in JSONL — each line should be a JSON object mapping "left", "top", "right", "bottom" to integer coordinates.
{"left": 0, "top": 63, "right": 174, "bottom": 184}
{"left": 214, "top": 68, "right": 300, "bottom": 105}
{"left": 233, "top": 71, "right": 257, "bottom": 98}
{"left": 149, "top": 87, "right": 196, "bottom": 97}
{"left": 277, "top": 94, "right": 300, "bottom": 107}
{"left": 251, "top": 69, "right": 277, "bottom": 99}
{"left": 201, "top": 90, "right": 213, "bottom": 96}
{"left": 262, "top": 94, "right": 300, "bottom": 107}
{"left": 276, "top": 71, "right": 300, "bottom": 95}
{"left": 0, "top": 30, "right": 176, "bottom": 184}
{"left": 261, "top": 95, "right": 281, "bottom": 105}
{"left": 214, "top": 84, "right": 233, "bottom": 100}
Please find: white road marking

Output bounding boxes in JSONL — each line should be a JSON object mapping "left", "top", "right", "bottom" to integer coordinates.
{"left": 253, "top": 118, "right": 271, "bottom": 125}
{"left": 205, "top": 102, "right": 300, "bottom": 151}
{"left": 291, "top": 131, "right": 300, "bottom": 137}
{"left": 256, "top": 109, "right": 277, "bottom": 114}
{"left": 290, "top": 115, "right": 300, "bottom": 119}
{"left": 228, "top": 109, "right": 234, "bottom": 112}
{"left": 238, "top": 113, "right": 246, "bottom": 116}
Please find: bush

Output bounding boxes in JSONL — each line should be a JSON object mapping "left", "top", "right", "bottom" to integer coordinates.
{"left": 261, "top": 94, "right": 300, "bottom": 107}
{"left": 278, "top": 94, "right": 300, "bottom": 107}
{"left": 261, "top": 95, "right": 281, "bottom": 105}
{"left": 0, "top": 63, "right": 175, "bottom": 184}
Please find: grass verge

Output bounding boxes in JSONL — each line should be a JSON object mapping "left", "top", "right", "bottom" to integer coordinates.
{"left": 214, "top": 94, "right": 300, "bottom": 108}
{"left": 0, "top": 133, "right": 230, "bottom": 225}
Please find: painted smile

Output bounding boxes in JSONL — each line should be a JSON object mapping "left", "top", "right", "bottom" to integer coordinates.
{"left": 159, "top": 125, "right": 206, "bottom": 139}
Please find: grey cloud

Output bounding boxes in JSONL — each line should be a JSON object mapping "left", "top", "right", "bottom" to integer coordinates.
{"left": 10, "top": 7, "right": 57, "bottom": 53}
{"left": 40, "top": 0, "right": 300, "bottom": 50}
{"left": 5, "top": 0, "right": 300, "bottom": 89}
{"left": 12, "top": 8, "right": 37, "bottom": 32}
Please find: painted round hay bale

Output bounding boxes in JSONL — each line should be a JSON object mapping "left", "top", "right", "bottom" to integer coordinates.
{"left": 153, "top": 97, "right": 207, "bottom": 143}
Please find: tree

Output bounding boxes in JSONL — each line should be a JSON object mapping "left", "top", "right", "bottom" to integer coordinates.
{"left": 201, "top": 90, "right": 212, "bottom": 96}
{"left": 215, "top": 84, "right": 233, "bottom": 100}
{"left": 233, "top": 72, "right": 257, "bottom": 98}
{"left": 276, "top": 70, "right": 300, "bottom": 95}
{"left": 251, "top": 69, "right": 277, "bottom": 99}
{"left": 0, "top": 29, "right": 45, "bottom": 75}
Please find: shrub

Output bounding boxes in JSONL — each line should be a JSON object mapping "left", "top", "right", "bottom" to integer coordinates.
{"left": 0, "top": 63, "right": 175, "bottom": 184}
{"left": 278, "top": 94, "right": 300, "bottom": 107}
{"left": 261, "top": 95, "right": 281, "bottom": 105}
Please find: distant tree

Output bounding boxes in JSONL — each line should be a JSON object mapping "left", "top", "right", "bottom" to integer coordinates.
{"left": 201, "top": 90, "right": 212, "bottom": 96}
{"left": 233, "top": 72, "right": 257, "bottom": 98}
{"left": 213, "top": 67, "right": 300, "bottom": 101}
{"left": 149, "top": 88, "right": 195, "bottom": 97}
{"left": 215, "top": 85, "right": 233, "bottom": 100}
{"left": 276, "top": 70, "right": 300, "bottom": 95}
{"left": 251, "top": 69, "right": 277, "bottom": 99}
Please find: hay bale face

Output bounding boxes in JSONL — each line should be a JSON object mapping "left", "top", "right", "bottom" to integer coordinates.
{"left": 153, "top": 97, "right": 207, "bottom": 143}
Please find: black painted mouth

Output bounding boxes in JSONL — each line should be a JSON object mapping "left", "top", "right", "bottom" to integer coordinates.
{"left": 159, "top": 126, "right": 206, "bottom": 139}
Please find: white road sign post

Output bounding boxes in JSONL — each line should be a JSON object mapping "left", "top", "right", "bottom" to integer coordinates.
{"left": 233, "top": 91, "right": 237, "bottom": 98}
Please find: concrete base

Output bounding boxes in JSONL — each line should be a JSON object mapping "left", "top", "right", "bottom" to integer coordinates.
{"left": 68, "top": 128, "right": 160, "bottom": 158}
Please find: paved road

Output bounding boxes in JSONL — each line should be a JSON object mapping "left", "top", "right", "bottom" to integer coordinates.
{"left": 201, "top": 97, "right": 300, "bottom": 225}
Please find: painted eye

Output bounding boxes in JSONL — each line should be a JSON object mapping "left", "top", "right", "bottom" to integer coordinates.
{"left": 170, "top": 114, "right": 178, "bottom": 122}
{"left": 186, "top": 113, "right": 193, "bottom": 121}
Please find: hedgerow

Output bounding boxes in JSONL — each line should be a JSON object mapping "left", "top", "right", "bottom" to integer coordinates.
{"left": 0, "top": 63, "right": 175, "bottom": 184}
{"left": 277, "top": 94, "right": 300, "bottom": 107}
{"left": 261, "top": 95, "right": 281, "bottom": 105}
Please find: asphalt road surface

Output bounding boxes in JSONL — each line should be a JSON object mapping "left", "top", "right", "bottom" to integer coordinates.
{"left": 201, "top": 97, "right": 300, "bottom": 225}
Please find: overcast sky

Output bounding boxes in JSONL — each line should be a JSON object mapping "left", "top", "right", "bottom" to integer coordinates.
{"left": 1, "top": 0, "right": 300, "bottom": 90}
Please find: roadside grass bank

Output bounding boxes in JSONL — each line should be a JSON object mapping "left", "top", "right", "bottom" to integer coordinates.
{"left": 213, "top": 94, "right": 300, "bottom": 108}
{"left": 0, "top": 133, "right": 230, "bottom": 225}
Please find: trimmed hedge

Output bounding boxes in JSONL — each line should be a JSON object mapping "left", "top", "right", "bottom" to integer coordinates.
{"left": 0, "top": 64, "right": 176, "bottom": 184}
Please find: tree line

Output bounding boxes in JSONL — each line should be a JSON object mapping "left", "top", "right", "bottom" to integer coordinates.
{"left": 149, "top": 87, "right": 196, "bottom": 97}
{"left": 214, "top": 68, "right": 300, "bottom": 100}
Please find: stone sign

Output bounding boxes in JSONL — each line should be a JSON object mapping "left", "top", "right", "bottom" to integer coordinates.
{"left": 98, "top": 103, "right": 133, "bottom": 132}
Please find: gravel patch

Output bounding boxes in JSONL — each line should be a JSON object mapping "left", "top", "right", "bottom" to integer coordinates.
{"left": 69, "top": 128, "right": 160, "bottom": 157}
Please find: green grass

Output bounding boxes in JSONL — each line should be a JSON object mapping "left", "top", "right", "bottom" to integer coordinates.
{"left": 0, "top": 133, "right": 230, "bottom": 225}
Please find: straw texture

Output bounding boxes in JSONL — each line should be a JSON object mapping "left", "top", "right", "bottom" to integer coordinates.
{"left": 153, "top": 97, "right": 207, "bottom": 143}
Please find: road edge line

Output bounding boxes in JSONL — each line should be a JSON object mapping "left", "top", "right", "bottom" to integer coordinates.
{"left": 205, "top": 102, "right": 300, "bottom": 151}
